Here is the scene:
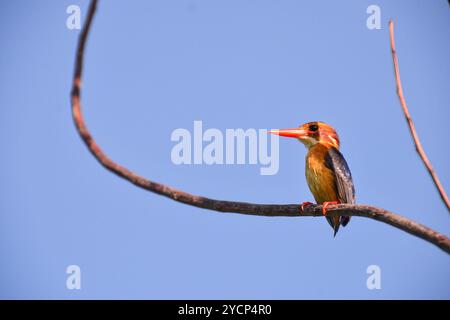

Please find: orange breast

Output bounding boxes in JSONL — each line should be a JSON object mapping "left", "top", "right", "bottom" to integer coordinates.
{"left": 305, "top": 144, "right": 338, "bottom": 204}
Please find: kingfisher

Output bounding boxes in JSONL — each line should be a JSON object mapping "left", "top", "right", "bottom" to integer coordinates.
{"left": 269, "top": 121, "right": 355, "bottom": 236}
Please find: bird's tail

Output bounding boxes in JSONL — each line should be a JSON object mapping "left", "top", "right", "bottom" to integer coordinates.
{"left": 326, "top": 216, "right": 351, "bottom": 237}
{"left": 341, "top": 216, "right": 351, "bottom": 227}
{"left": 326, "top": 216, "right": 340, "bottom": 237}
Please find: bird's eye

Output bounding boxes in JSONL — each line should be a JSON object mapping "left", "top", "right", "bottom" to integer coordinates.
{"left": 309, "top": 124, "right": 319, "bottom": 132}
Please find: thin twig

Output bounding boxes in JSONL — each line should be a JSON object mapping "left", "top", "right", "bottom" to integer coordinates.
{"left": 70, "top": 0, "right": 450, "bottom": 254}
{"left": 389, "top": 20, "right": 450, "bottom": 212}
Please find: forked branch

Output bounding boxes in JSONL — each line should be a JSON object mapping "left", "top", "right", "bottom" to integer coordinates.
{"left": 70, "top": 0, "right": 450, "bottom": 254}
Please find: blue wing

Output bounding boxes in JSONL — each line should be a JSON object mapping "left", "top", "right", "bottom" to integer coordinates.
{"left": 325, "top": 147, "right": 355, "bottom": 228}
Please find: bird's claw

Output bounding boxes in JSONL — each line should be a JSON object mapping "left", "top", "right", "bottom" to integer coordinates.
{"left": 300, "top": 201, "right": 314, "bottom": 212}
{"left": 322, "top": 201, "right": 340, "bottom": 215}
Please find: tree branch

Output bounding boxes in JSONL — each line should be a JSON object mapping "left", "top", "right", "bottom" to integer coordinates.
{"left": 70, "top": 0, "right": 450, "bottom": 254}
{"left": 389, "top": 20, "right": 450, "bottom": 212}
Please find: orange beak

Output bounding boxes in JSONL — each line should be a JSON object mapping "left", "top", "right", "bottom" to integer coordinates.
{"left": 269, "top": 128, "right": 309, "bottom": 139}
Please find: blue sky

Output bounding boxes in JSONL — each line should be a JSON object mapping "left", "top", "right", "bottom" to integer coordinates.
{"left": 0, "top": 0, "right": 449, "bottom": 299}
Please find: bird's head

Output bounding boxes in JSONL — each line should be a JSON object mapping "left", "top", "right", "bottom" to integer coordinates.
{"left": 269, "top": 121, "right": 340, "bottom": 149}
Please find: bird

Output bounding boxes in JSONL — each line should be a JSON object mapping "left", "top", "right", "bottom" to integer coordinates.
{"left": 269, "top": 121, "right": 355, "bottom": 236}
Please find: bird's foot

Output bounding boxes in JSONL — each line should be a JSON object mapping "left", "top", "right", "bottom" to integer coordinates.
{"left": 322, "top": 201, "right": 340, "bottom": 215}
{"left": 300, "top": 201, "right": 314, "bottom": 212}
